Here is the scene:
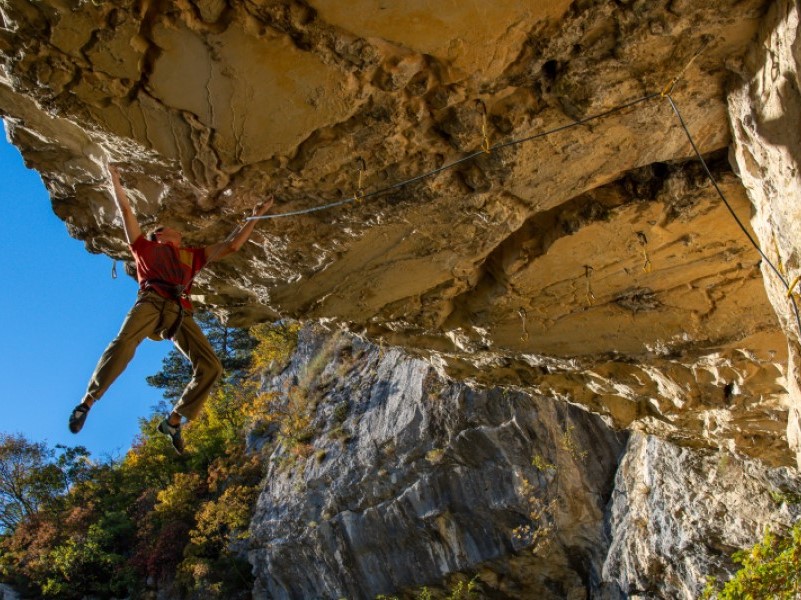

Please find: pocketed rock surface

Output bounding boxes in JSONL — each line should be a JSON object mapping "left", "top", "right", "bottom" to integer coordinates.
{"left": 3, "top": 0, "right": 801, "bottom": 595}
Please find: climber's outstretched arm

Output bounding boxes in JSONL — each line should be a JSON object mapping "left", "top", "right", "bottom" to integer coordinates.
{"left": 109, "top": 165, "right": 142, "bottom": 245}
{"left": 204, "top": 196, "right": 274, "bottom": 263}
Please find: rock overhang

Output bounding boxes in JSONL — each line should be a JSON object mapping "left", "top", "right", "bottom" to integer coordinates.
{"left": 0, "top": 0, "right": 794, "bottom": 464}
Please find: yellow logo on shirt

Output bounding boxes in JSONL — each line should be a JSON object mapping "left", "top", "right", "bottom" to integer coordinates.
{"left": 178, "top": 249, "right": 194, "bottom": 269}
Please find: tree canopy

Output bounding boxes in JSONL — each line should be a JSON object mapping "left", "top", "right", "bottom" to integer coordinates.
{"left": 0, "top": 318, "right": 274, "bottom": 599}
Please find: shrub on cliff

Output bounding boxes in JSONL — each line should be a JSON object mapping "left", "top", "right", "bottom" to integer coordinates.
{"left": 249, "top": 320, "right": 300, "bottom": 374}
{"left": 703, "top": 521, "right": 801, "bottom": 599}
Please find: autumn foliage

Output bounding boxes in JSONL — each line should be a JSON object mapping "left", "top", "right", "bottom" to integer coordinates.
{"left": 0, "top": 318, "right": 297, "bottom": 599}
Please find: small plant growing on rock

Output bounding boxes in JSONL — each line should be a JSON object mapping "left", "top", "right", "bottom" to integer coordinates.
{"left": 248, "top": 335, "right": 351, "bottom": 458}
{"left": 330, "top": 426, "right": 353, "bottom": 444}
{"left": 426, "top": 448, "right": 446, "bottom": 464}
{"left": 333, "top": 401, "right": 350, "bottom": 423}
{"left": 560, "top": 425, "right": 588, "bottom": 462}
{"left": 512, "top": 477, "right": 556, "bottom": 555}
{"left": 445, "top": 576, "right": 478, "bottom": 598}
{"left": 374, "top": 575, "right": 478, "bottom": 599}
{"left": 531, "top": 454, "right": 556, "bottom": 472}
{"left": 769, "top": 489, "right": 801, "bottom": 506}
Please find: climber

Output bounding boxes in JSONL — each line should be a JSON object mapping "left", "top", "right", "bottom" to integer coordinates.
{"left": 67, "top": 163, "right": 274, "bottom": 454}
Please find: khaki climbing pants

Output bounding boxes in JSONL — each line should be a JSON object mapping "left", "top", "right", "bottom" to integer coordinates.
{"left": 84, "top": 291, "right": 223, "bottom": 421}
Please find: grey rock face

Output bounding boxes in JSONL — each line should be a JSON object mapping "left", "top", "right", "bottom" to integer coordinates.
{"left": 603, "top": 433, "right": 801, "bottom": 599}
{"left": 248, "top": 326, "right": 626, "bottom": 599}
{"left": 0, "top": 0, "right": 799, "bottom": 594}
{"left": 247, "top": 327, "right": 801, "bottom": 598}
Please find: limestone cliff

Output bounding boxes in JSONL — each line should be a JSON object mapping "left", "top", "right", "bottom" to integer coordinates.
{"left": 728, "top": 0, "right": 801, "bottom": 467}
{"left": 1, "top": 0, "right": 798, "bottom": 469}
{"left": 3, "top": 0, "right": 801, "bottom": 596}
{"left": 248, "top": 325, "right": 801, "bottom": 598}
{"left": 0, "top": 584, "right": 20, "bottom": 600}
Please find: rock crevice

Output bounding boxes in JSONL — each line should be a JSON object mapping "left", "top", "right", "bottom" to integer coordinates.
{"left": 247, "top": 325, "right": 801, "bottom": 598}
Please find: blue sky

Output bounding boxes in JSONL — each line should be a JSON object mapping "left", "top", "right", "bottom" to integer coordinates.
{"left": 0, "top": 128, "right": 172, "bottom": 460}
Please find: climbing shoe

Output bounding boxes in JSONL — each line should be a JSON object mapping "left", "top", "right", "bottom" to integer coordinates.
{"left": 157, "top": 418, "right": 184, "bottom": 455}
{"left": 68, "top": 403, "right": 90, "bottom": 434}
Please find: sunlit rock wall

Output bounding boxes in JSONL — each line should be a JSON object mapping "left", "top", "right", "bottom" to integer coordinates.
{"left": 249, "top": 325, "right": 625, "bottom": 598}
{"left": 729, "top": 0, "right": 801, "bottom": 466}
{"left": 2, "top": 0, "right": 801, "bottom": 594}
{"left": 0, "top": 0, "right": 795, "bottom": 467}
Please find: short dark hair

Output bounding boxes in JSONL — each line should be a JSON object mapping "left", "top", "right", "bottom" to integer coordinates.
{"left": 147, "top": 226, "right": 164, "bottom": 242}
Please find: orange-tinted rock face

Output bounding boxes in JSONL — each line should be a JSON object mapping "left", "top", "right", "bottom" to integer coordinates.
{"left": 1, "top": 0, "right": 797, "bottom": 465}
{"left": 729, "top": 0, "right": 801, "bottom": 467}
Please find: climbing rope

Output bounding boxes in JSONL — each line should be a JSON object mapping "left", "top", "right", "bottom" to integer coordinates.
{"left": 242, "top": 42, "right": 703, "bottom": 223}
{"left": 246, "top": 91, "right": 661, "bottom": 221}
{"left": 184, "top": 43, "right": 801, "bottom": 340}
{"left": 665, "top": 93, "right": 801, "bottom": 338}
{"left": 245, "top": 47, "right": 708, "bottom": 221}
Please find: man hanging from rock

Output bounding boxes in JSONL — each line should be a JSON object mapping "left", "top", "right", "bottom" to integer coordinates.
{"left": 67, "top": 164, "right": 273, "bottom": 454}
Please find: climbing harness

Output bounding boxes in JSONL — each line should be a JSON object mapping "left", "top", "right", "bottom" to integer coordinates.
{"left": 137, "top": 281, "right": 188, "bottom": 340}
{"left": 113, "top": 222, "right": 245, "bottom": 340}
{"left": 133, "top": 291, "right": 181, "bottom": 341}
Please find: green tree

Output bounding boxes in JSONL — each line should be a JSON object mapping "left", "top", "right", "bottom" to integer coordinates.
{"left": 43, "top": 516, "right": 137, "bottom": 599}
{"left": 0, "top": 434, "right": 89, "bottom": 533}
{"left": 1, "top": 320, "right": 272, "bottom": 599}
{"left": 704, "top": 521, "right": 801, "bottom": 599}
{"left": 147, "top": 312, "right": 257, "bottom": 402}
{"left": 249, "top": 321, "right": 300, "bottom": 374}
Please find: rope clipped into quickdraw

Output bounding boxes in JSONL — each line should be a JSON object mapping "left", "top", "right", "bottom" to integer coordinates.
{"left": 661, "top": 38, "right": 711, "bottom": 98}
{"left": 476, "top": 100, "right": 492, "bottom": 154}
{"left": 657, "top": 42, "right": 801, "bottom": 336}
{"left": 788, "top": 276, "right": 801, "bottom": 299}
{"left": 354, "top": 157, "right": 366, "bottom": 203}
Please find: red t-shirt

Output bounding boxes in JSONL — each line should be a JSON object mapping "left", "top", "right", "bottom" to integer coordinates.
{"left": 130, "top": 235, "right": 207, "bottom": 311}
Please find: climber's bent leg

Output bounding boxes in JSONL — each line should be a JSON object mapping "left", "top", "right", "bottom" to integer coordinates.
{"left": 171, "top": 315, "right": 223, "bottom": 421}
